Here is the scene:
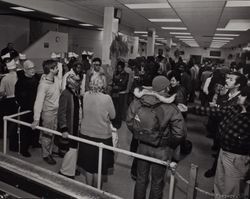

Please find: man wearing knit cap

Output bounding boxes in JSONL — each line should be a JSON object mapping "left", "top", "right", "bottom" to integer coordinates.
{"left": 126, "top": 75, "right": 186, "bottom": 199}
{"left": 0, "top": 59, "right": 19, "bottom": 152}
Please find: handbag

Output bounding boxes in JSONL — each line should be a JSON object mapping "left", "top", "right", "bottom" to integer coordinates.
{"left": 60, "top": 148, "right": 78, "bottom": 177}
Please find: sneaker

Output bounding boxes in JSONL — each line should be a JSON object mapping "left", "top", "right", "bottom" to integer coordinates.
{"left": 43, "top": 155, "right": 56, "bottom": 165}
{"left": 204, "top": 169, "right": 215, "bottom": 178}
{"left": 21, "top": 151, "right": 31, "bottom": 157}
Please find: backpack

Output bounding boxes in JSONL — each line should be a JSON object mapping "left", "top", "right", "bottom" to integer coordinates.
{"left": 132, "top": 103, "right": 163, "bottom": 147}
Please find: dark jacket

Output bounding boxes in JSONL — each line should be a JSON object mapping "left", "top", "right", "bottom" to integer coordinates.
{"left": 126, "top": 92, "right": 186, "bottom": 149}
{"left": 15, "top": 74, "right": 40, "bottom": 111}
{"left": 58, "top": 87, "right": 80, "bottom": 148}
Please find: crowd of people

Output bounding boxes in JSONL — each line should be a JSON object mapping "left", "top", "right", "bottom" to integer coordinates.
{"left": 0, "top": 42, "right": 250, "bottom": 199}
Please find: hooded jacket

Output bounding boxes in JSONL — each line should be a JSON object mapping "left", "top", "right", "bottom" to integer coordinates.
{"left": 126, "top": 88, "right": 186, "bottom": 149}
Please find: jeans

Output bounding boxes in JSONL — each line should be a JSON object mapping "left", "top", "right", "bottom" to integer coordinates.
{"left": 134, "top": 143, "right": 173, "bottom": 199}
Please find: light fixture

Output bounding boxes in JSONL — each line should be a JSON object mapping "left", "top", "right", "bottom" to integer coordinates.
{"left": 214, "top": 33, "right": 239, "bottom": 37}
{"left": 79, "top": 23, "right": 94, "bottom": 27}
{"left": 170, "top": 32, "right": 191, "bottom": 35}
{"left": 162, "top": 27, "right": 187, "bottom": 30}
{"left": 217, "top": 19, "right": 250, "bottom": 31}
{"left": 11, "top": 7, "right": 34, "bottom": 12}
{"left": 175, "top": 36, "right": 193, "bottom": 38}
{"left": 217, "top": 28, "right": 248, "bottom": 31}
{"left": 226, "top": 1, "right": 250, "bottom": 7}
{"left": 156, "top": 38, "right": 166, "bottom": 40}
{"left": 179, "top": 38, "right": 195, "bottom": 41}
{"left": 125, "top": 3, "right": 170, "bottom": 9}
{"left": 53, "top": 17, "right": 69, "bottom": 21}
{"left": 213, "top": 37, "right": 234, "bottom": 40}
{"left": 97, "top": 28, "right": 104, "bottom": 31}
{"left": 134, "top": 31, "right": 148, "bottom": 34}
{"left": 149, "top": 18, "right": 181, "bottom": 22}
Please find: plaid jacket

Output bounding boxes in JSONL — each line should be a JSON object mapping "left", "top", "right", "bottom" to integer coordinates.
{"left": 192, "top": 105, "right": 250, "bottom": 155}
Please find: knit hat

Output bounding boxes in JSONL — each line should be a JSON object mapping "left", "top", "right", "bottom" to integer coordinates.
{"left": 152, "top": 75, "right": 170, "bottom": 92}
{"left": 19, "top": 53, "right": 26, "bottom": 60}
{"left": 6, "top": 59, "right": 16, "bottom": 70}
{"left": 23, "top": 60, "right": 35, "bottom": 69}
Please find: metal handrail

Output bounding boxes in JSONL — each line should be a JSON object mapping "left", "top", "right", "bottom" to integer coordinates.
{"left": 3, "top": 110, "right": 176, "bottom": 199}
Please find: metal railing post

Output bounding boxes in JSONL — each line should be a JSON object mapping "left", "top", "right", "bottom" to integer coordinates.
{"left": 97, "top": 143, "right": 104, "bottom": 190}
{"left": 169, "top": 162, "right": 177, "bottom": 199}
{"left": 3, "top": 116, "right": 8, "bottom": 154}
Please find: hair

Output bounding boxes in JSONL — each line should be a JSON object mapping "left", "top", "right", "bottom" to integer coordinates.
{"left": 240, "top": 86, "right": 250, "bottom": 112}
{"left": 92, "top": 57, "right": 102, "bottom": 65}
{"left": 116, "top": 60, "right": 125, "bottom": 69}
{"left": 42, "top": 59, "right": 57, "bottom": 74}
{"left": 89, "top": 75, "right": 106, "bottom": 93}
{"left": 229, "top": 71, "right": 247, "bottom": 90}
{"left": 168, "top": 71, "right": 181, "bottom": 82}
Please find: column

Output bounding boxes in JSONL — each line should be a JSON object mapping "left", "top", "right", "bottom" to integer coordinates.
{"left": 102, "top": 7, "right": 119, "bottom": 65}
{"left": 146, "top": 28, "right": 156, "bottom": 56}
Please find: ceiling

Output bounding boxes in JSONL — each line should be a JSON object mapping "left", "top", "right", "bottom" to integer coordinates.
{"left": 1, "top": 0, "right": 250, "bottom": 49}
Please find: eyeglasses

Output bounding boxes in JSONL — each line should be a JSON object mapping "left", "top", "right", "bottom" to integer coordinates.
{"left": 93, "top": 63, "right": 101, "bottom": 66}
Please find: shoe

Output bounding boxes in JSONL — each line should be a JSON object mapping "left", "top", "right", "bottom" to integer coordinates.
{"left": 43, "top": 155, "right": 56, "bottom": 165}
{"left": 58, "top": 171, "right": 74, "bottom": 179}
{"left": 21, "top": 151, "right": 31, "bottom": 157}
{"left": 204, "top": 169, "right": 215, "bottom": 178}
{"left": 52, "top": 150, "right": 65, "bottom": 158}
{"left": 75, "top": 169, "right": 81, "bottom": 176}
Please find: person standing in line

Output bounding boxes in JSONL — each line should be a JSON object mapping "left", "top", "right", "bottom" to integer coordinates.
{"left": 58, "top": 74, "right": 81, "bottom": 178}
{"left": 15, "top": 60, "right": 40, "bottom": 157}
{"left": 31, "top": 59, "right": 61, "bottom": 165}
{"left": 78, "top": 75, "right": 115, "bottom": 187}
{"left": 126, "top": 75, "right": 186, "bottom": 199}
{"left": 0, "top": 58, "right": 19, "bottom": 151}
{"left": 85, "top": 57, "right": 106, "bottom": 92}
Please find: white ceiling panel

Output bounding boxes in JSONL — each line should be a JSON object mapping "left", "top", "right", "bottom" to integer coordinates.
{"left": 1, "top": 0, "right": 250, "bottom": 48}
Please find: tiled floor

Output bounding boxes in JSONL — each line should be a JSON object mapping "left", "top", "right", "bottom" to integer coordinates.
{"left": 1, "top": 112, "right": 216, "bottom": 199}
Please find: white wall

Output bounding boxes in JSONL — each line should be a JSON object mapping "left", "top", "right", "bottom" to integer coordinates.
{"left": 0, "top": 16, "right": 29, "bottom": 52}
{"left": 24, "top": 31, "right": 68, "bottom": 73}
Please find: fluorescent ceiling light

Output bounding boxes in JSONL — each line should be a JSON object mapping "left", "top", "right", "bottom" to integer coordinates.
{"left": 179, "top": 39, "right": 195, "bottom": 41}
{"left": 162, "top": 27, "right": 187, "bottom": 30}
{"left": 134, "top": 31, "right": 147, "bottom": 34}
{"left": 155, "top": 43, "right": 164, "bottom": 46}
{"left": 53, "top": 17, "right": 69, "bottom": 21}
{"left": 217, "top": 19, "right": 250, "bottom": 31}
{"left": 125, "top": 3, "right": 170, "bottom": 9}
{"left": 141, "top": 34, "right": 148, "bottom": 37}
{"left": 175, "top": 36, "right": 193, "bottom": 38}
{"left": 149, "top": 18, "right": 181, "bottom": 22}
{"left": 11, "top": 7, "right": 34, "bottom": 12}
{"left": 226, "top": 1, "right": 250, "bottom": 7}
{"left": 217, "top": 28, "right": 247, "bottom": 31}
{"left": 97, "top": 28, "right": 104, "bottom": 31}
{"left": 170, "top": 32, "right": 191, "bottom": 35}
{"left": 214, "top": 33, "right": 239, "bottom": 37}
{"left": 79, "top": 23, "right": 94, "bottom": 26}
{"left": 212, "top": 40, "right": 230, "bottom": 42}
{"left": 213, "top": 37, "right": 234, "bottom": 40}
{"left": 156, "top": 37, "right": 165, "bottom": 40}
